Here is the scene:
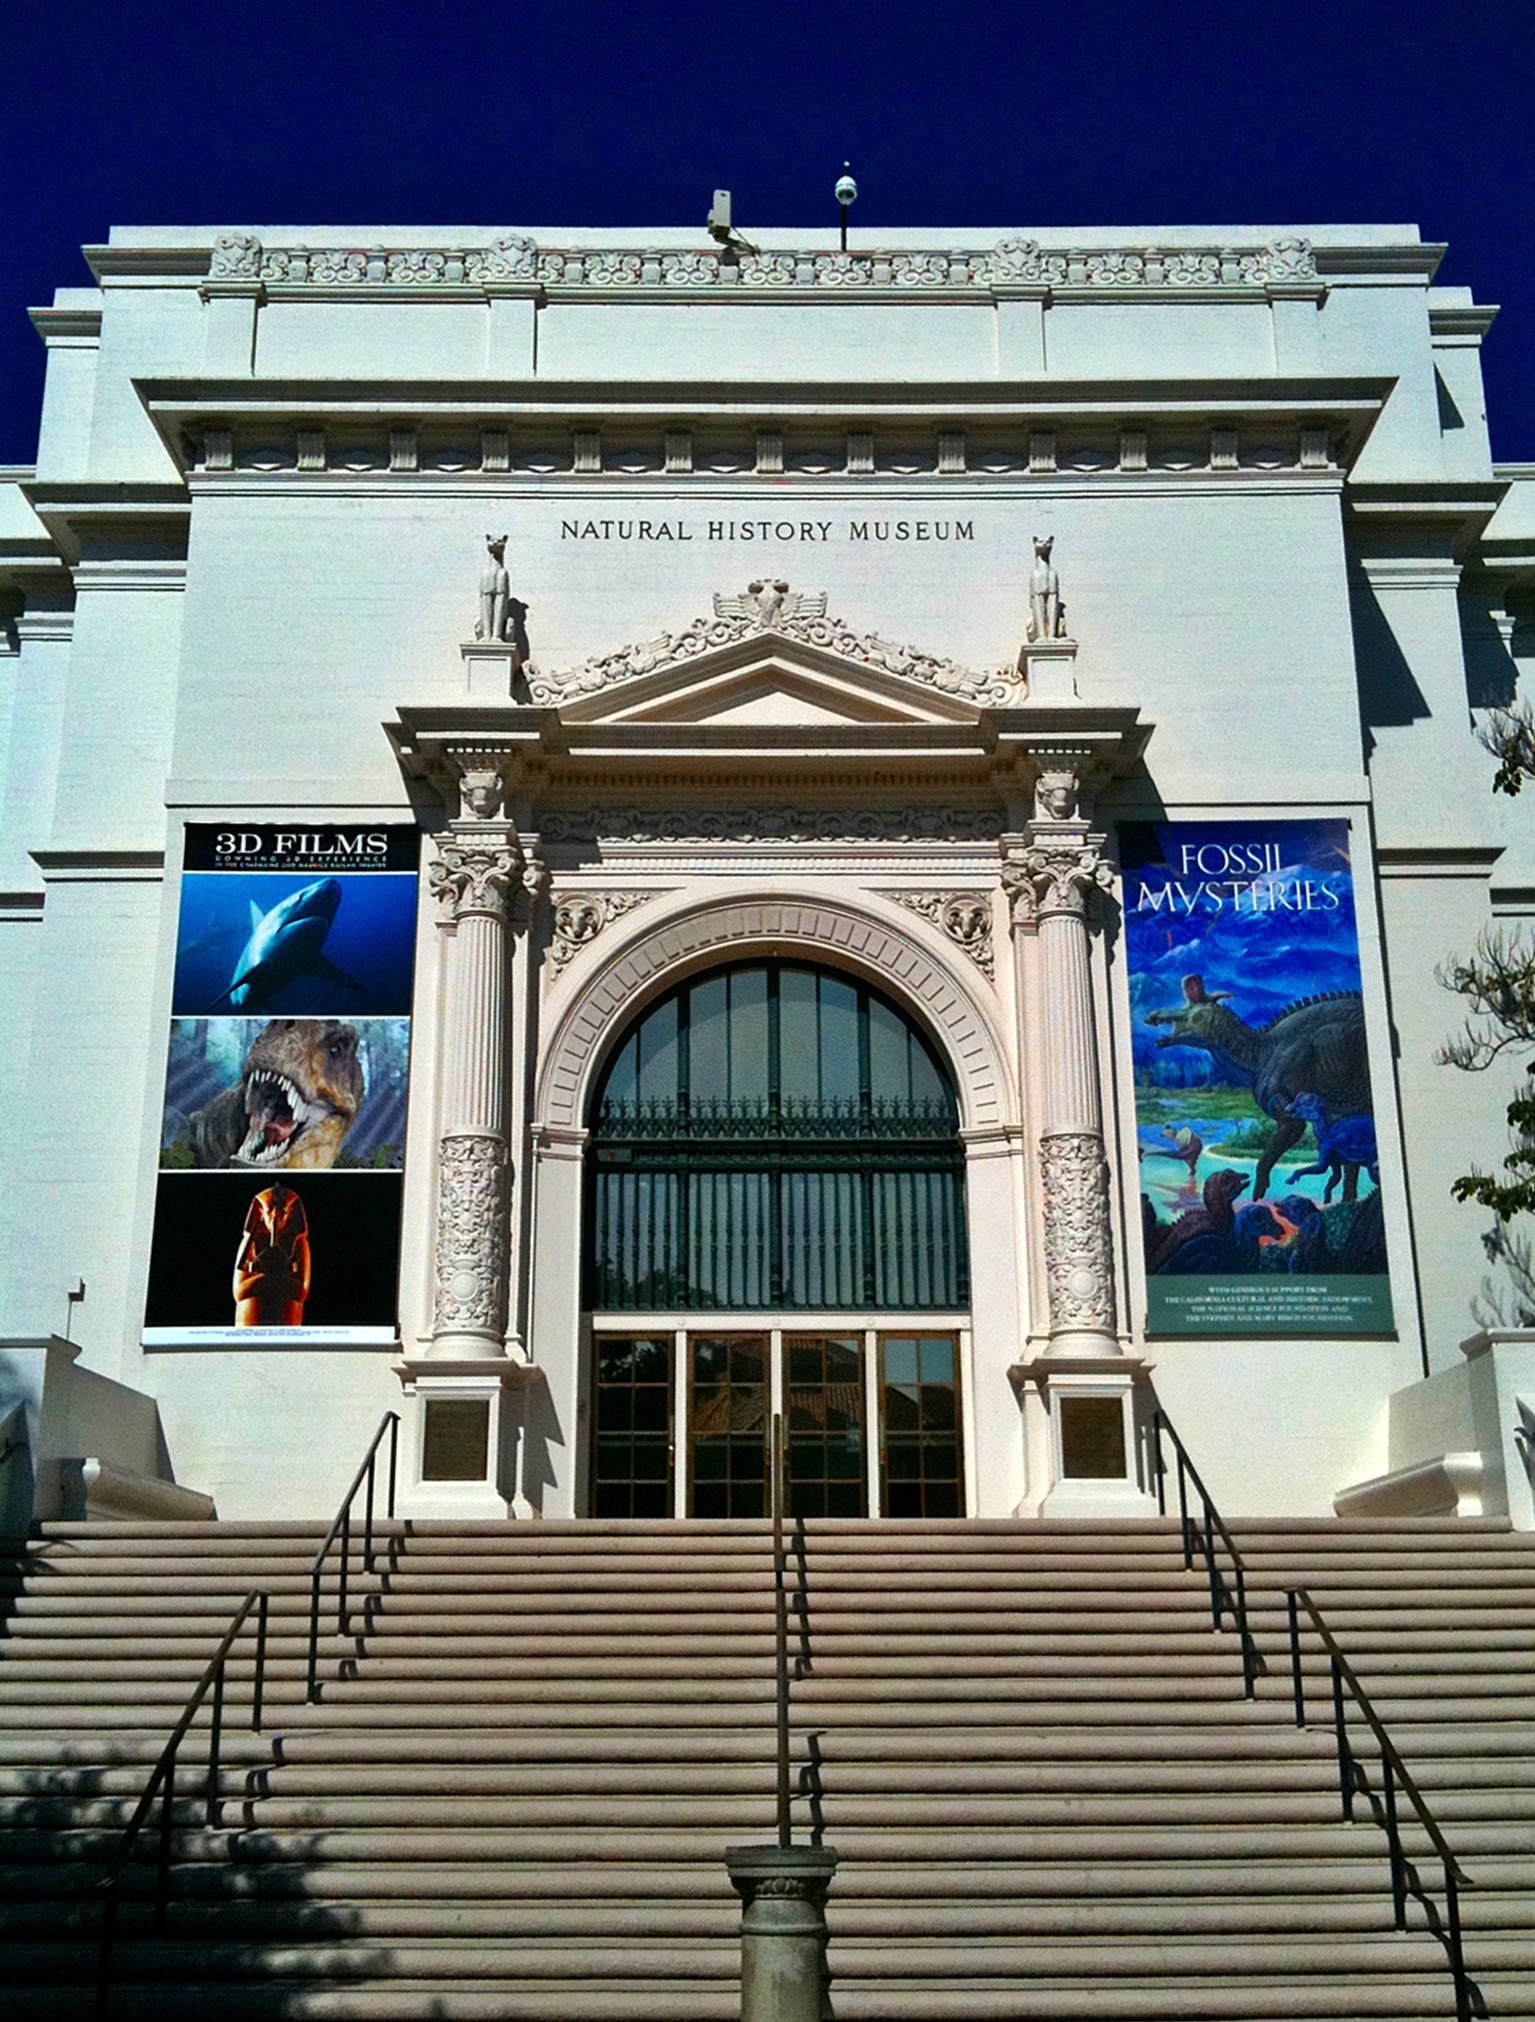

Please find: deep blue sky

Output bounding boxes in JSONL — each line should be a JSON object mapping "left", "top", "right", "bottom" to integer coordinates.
{"left": 3, "top": 0, "right": 1532, "bottom": 465}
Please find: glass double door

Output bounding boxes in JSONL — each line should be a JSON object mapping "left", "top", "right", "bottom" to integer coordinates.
{"left": 591, "top": 1327, "right": 964, "bottom": 1520}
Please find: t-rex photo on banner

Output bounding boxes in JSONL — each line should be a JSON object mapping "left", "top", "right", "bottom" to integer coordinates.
{"left": 1122, "top": 819, "right": 1393, "bottom": 1336}
{"left": 143, "top": 824, "right": 420, "bottom": 1346}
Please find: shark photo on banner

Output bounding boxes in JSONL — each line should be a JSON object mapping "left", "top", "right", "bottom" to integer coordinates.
{"left": 1122, "top": 819, "right": 1393, "bottom": 1337}
{"left": 145, "top": 825, "right": 420, "bottom": 1347}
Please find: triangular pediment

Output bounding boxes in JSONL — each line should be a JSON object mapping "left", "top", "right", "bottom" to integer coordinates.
{"left": 529, "top": 585, "right": 1018, "bottom": 726}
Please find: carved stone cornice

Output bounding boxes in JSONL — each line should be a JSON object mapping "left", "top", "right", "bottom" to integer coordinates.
{"left": 529, "top": 586, "right": 1015, "bottom": 710}
{"left": 209, "top": 233, "right": 1319, "bottom": 298}
{"left": 892, "top": 892, "right": 994, "bottom": 979}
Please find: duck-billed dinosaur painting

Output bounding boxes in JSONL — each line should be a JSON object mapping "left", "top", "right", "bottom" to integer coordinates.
{"left": 1145, "top": 975, "right": 1372, "bottom": 1199}
{"left": 1122, "top": 819, "right": 1392, "bottom": 1336}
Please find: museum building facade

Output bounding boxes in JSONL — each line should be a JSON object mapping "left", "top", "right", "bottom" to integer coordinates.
{"left": 1, "top": 217, "right": 1532, "bottom": 1529}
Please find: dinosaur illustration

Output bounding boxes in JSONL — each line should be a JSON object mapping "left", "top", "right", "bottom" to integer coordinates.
{"left": 233, "top": 1183, "right": 311, "bottom": 1327}
{"left": 1145, "top": 975, "right": 1372, "bottom": 1198}
{"left": 181, "top": 1020, "right": 365, "bottom": 1169}
{"left": 1290, "top": 1092, "right": 1378, "bottom": 1204}
{"left": 1144, "top": 1168, "right": 1249, "bottom": 1275}
{"left": 207, "top": 878, "right": 365, "bottom": 1012}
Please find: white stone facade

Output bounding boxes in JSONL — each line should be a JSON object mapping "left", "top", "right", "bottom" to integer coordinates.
{"left": 1, "top": 220, "right": 1532, "bottom": 1525}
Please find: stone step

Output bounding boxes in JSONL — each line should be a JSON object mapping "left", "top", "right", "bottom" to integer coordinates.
{"left": 23, "top": 1786, "right": 1532, "bottom": 1833}
{"left": 22, "top": 1753, "right": 1528, "bottom": 1799}
{"left": 12, "top": 1854, "right": 1535, "bottom": 1902}
{"left": 12, "top": 1891, "right": 1534, "bottom": 1939}
{"left": 9, "top": 1819, "right": 1529, "bottom": 1863}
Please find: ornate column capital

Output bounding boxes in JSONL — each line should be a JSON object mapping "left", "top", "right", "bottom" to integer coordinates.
{"left": 1000, "top": 833, "right": 1115, "bottom": 930}
{"left": 430, "top": 834, "right": 524, "bottom": 924}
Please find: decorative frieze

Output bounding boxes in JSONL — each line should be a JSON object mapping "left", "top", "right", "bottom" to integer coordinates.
{"left": 541, "top": 807, "right": 1003, "bottom": 846}
{"left": 548, "top": 891, "right": 655, "bottom": 975}
{"left": 210, "top": 232, "right": 1319, "bottom": 295}
{"left": 529, "top": 584, "right": 1015, "bottom": 709}
{"left": 893, "top": 892, "right": 995, "bottom": 978}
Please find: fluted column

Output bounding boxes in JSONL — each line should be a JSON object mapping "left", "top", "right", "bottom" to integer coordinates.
{"left": 428, "top": 828, "right": 522, "bottom": 1356}
{"left": 1002, "top": 767, "right": 1119, "bottom": 1355}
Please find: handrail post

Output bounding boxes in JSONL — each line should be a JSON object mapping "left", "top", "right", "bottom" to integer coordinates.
{"left": 205, "top": 1657, "right": 224, "bottom": 1827}
{"left": 155, "top": 1755, "right": 175, "bottom": 1933}
{"left": 772, "top": 1410, "right": 791, "bottom": 1850}
{"left": 1383, "top": 1753, "right": 1406, "bottom": 1930}
{"left": 95, "top": 1883, "right": 118, "bottom": 2020}
{"left": 1234, "top": 1565, "right": 1254, "bottom": 1699}
{"left": 1152, "top": 1412, "right": 1166, "bottom": 1516}
{"left": 1287, "top": 1589, "right": 1305, "bottom": 1726}
{"left": 252, "top": 1593, "right": 269, "bottom": 1733}
{"left": 306, "top": 1565, "right": 322, "bottom": 1704}
{"left": 1445, "top": 1864, "right": 1470, "bottom": 2022}
{"left": 338, "top": 1502, "right": 351, "bottom": 1636}
{"left": 1176, "top": 1453, "right": 1191, "bottom": 1567}
{"left": 364, "top": 1451, "right": 376, "bottom": 1574}
{"left": 1332, "top": 1654, "right": 1354, "bottom": 1821}
{"left": 1204, "top": 1504, "right": 1219, "bottom": 1627}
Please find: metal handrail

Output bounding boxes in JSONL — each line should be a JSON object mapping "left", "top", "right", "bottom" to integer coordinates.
{"left": 305, "top": 1411, "right": 400, "bottom": 1702}
{"left": 1287, "top": 1587, "right": 1478, "bottom": 2022}
{"left": 771, "top": 1412, "right": 791, "bottom": 1845}
{"left": 769, "top": 1411, "right": 817, "bottom": 1847}
{"left": 1150, "top": 1410, "right": 1264, "bottom": 1695}
{"left": 94, "top": 1590, "right": 270, "bottom": 2017}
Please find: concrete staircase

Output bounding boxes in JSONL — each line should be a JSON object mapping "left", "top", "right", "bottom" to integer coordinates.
{"left": 0, "top": 1516, "right": 1531, "bottom": 2018}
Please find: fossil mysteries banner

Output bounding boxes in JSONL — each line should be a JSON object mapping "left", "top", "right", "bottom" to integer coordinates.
{"left": 143, "top": 825, "right": 420, "bottom": 1346}
{"left": 1122, "top": 820, "right": 1393, "bottom": 1337}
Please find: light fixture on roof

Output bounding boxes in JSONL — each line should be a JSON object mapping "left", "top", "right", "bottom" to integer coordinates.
{"left": 706, "top": 189, "right": 758, "bottom": 263}
{"left": 835, "top": 165, "right": 857, "bottom": 252}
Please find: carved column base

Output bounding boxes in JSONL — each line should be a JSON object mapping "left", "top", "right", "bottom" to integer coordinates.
{"left": 430, "top": 1132, "right": 510, "bottom": 1359}
{"left": 1039, "top": 1130, "right": 1119, "bottom": 1355}
{"left": 395, "top": 1359, "right": 532, "bottom": 1521}
{"left": 725, "top": 1844, "right": 839, "bottom": 2022}
{"left": 1009, "top": 1354, "right": 1159, "bottom": 1520}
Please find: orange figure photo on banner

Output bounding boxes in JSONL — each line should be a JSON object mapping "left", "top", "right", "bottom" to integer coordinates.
{"left": 233, "top": 1183, "right": 312, "bottom": 1326}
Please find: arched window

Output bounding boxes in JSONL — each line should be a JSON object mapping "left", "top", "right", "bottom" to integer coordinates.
{"left": 585, "top": 962, "right": 969, "bottom": 1312}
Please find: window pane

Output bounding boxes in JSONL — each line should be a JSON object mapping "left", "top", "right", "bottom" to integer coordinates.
{"left": 690, "top": 1334, "right": 767, "bottom": 1516}
{"left": 603, "top": 1032, "right": 639, "bottom": 1108}
{"left": 817, "top": 974, "right": 860, "bottom": 1104}
{"left": 778, "top": 968, "right": 819, "bottom": 1104}
{"left": 591, "top": 1335, "right": 673, "bottom": 1519}
{"left": 879, "top": 1333, "right": 963, "bottom": 1518}
{"left": 866, "top": 997, "right": 910, "bottom": 1102}
{"left": 638, "top": 998, "right": 679, "bottom": 1102}
{"left": 689, "top": 974, "right": 729, "bottom": 1103}
{"left": 727, "top": 969, "right": 769, "bottom": 1102}
{"left": 784, "top": 1333, "right": 865, "bottom": 1520}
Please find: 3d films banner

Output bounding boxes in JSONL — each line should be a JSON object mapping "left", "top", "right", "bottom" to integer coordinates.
{"left": 144, "top": 825, "right": 420, "bottom": 1346}
{"left": 1123, "top": 820, "right": 1393, "bottom": 1337}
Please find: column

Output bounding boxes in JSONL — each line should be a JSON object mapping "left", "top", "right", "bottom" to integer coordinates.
{"left": 1002, "top": 763, "right": 1118, "bottom": 1356}
{"left": 427, "top": 823, "right": 522, "bottom": 1357}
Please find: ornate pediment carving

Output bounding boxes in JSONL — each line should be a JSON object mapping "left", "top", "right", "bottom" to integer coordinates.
{"left": 529, "top": 583, "right": 1017, "bottom": 714}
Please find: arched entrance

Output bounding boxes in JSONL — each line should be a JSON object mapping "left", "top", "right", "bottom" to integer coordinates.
{"left": 584, "top": 960, "right": 971, "bottom": 1520}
